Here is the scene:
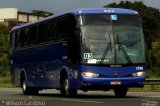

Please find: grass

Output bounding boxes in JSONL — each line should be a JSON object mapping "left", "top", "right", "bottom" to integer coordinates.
{"left": 129, "top": 85, "right": 160, "bottom": 92}
{"left": 0, "top": 75, "right": 12, "bottom": 88}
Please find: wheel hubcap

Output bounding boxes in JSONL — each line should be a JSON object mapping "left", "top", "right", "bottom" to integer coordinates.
{"left": 23, "top": 81, "right": 26, "bottom": 91}
{"left": 64, "top": 80, "right": 69, "bottom": 92}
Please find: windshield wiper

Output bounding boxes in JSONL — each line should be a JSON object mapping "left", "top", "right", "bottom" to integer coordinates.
{"left": 100, "top": 33, "right": 111, "bottom": 63}
{"left": 117, "top": 34, "right": 132, "bottom": 64}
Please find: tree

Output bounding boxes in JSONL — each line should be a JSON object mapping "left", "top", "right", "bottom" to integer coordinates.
{"left": 0, "top": 23, "right": 9, "bottom": 77}
{"left": 0, "top": 24, "right": 9, "bottom": 57}
{"left": 32, "top": 10, "right": 54, "bottom": 16}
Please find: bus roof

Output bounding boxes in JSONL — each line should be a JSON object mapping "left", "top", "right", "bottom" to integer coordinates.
{"left": 11, "top": 8, "right": 138, "bottom": 31}
{"left": 70, "top": 8, "right": 138, "bottom": 14}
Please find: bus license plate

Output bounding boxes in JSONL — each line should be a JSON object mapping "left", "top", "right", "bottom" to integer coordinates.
{"left": 110, "top": 81, "right": 121, "bottom": 85}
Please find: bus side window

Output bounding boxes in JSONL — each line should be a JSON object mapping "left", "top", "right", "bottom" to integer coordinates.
{"left": 20, "top": 29, "right": 25, "bottom": 47}
{"left": 24, "top": 28, "right": 29, "bottom": 47}
{"left": 38, "top": 23, "right": 47, "bottom": 44}
{"left": 67, "top": 15, "right": 78, "bottom": 63}
{"left": 31, "top": 25, "right": 38, "bottom": 45}
{"left": 56, "top": 16, "right": 67, "bottom": 41}
{"left": 26, "top": 28, "right": 32, "bottom": 47}
{"left": 15, "top": 30, "right": 21, "bottom": 49}
{"left": 19, "top": 30, "right": 24, "bottom": 48}
{"left": 47, "top": 20, "right": 56, "bottom": 43}
{"left": 15, "top": 31, "right": 18, "bottom": 49}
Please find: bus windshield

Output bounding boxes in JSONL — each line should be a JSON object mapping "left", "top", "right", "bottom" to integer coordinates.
{"left": 80, "top": 14, "right": 145, "bottom": 65}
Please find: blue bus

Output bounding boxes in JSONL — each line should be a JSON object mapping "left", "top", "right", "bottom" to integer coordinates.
{"left": 10, "top": 8, "right": 146, "bottom": 97}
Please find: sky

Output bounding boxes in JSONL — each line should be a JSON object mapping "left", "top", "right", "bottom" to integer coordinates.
{"left": 0, "top": 0, "right": 159, "bottom": 14}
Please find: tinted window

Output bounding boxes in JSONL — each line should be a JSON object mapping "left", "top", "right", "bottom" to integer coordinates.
{"left": 56, "top": 16, "right": 66, "bottom": 41}
{"left": 47, "top": 20, "right": 56, "bottom": 42}
{"left": 31, "top": 26, "right": 38, "bottom": 45}
{"left": 15, "top": 30, "right": 21, "bottom": 49}
{"left": 38, "top": 23, "right": 47, "bottom": 44}
{"left": 66, "top": 14, "right": 79, "bottom": 63}
{"left": 24, "top": 28, "right": 29, "bottom": 47}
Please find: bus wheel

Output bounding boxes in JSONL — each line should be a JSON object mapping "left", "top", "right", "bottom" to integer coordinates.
{"left": 60, "top": 78, "right": 77, "bottom": 97}
{"left": 114, "top": 87, "right": 128, "bottom": 98}
{"left": 21, "top": 78, "right": 39, "bottom": 95}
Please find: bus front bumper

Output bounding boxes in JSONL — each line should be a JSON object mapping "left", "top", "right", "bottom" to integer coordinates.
{"left": 79, "top": 77, "right": 145, "bottom": 90}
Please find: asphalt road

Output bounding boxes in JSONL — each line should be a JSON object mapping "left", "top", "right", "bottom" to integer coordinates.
{"left": 0, "top": 88, "right": 160, "bottom": 106}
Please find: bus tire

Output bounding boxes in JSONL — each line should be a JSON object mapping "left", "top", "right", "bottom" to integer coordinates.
{"left": 21, "top": 75, "right": 39, "bottom": 95}
{"left": 60, "top": 77, "right": 77, "bottom": 97}
{"left": 114, "top": 87, "right": 128, "bottom": 98}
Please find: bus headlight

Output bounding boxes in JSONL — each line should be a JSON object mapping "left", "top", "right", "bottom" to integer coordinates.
{"left": 81, "top": 72, "right": 99, "bottom": 78}
{"left": 132, "top": 71, "right": 145, "bottom": 77}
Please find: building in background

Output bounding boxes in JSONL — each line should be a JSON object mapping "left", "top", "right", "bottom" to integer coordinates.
{"left": 18, "top": 11, "right": 45, "bottom": 23}
{"left": 0, "top": 8, "right": 46, "bottom": 23}
{"left": 0, "top": 8, "right": 17, "bottom": 22}
{"left": 0, "top": 8, "right": 47, "bottom": 33}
